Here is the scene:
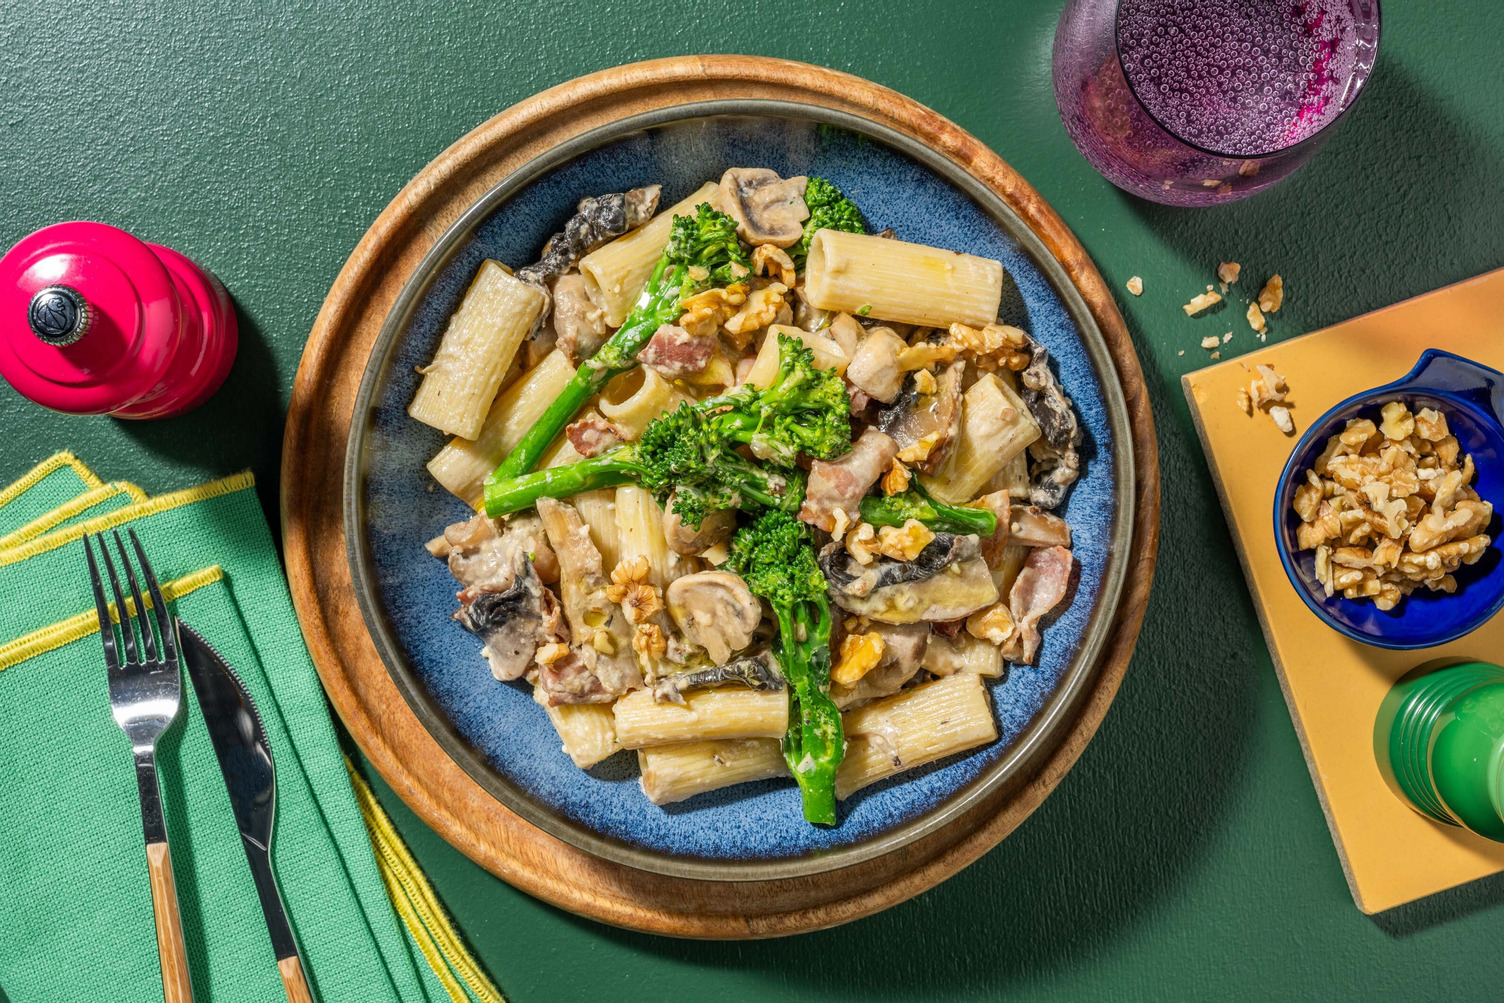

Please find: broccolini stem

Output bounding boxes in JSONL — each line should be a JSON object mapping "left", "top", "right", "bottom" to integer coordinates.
{"left": 483, "top": 450, "right": 643, "bottom": 518}
{"left": 489, "top": 258, "right": 682, "bottom": 481}
{"left": 859, "top": 490, "right": 998, "bottom": 537}
{"left": 774, "top": 599, "right": 844, "bottom": 826}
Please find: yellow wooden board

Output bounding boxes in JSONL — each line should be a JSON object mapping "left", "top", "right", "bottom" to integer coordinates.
{"left": 1182, "top": 268, "right": 1504, "bottom": 915}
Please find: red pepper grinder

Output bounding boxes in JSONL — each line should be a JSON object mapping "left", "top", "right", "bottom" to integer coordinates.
{"left": 0, "top": 221, "right": 238, "bottom": 418}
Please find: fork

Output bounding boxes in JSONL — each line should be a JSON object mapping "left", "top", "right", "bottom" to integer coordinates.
{"left": 86, "top": 529, "right": 196, "bottom": 1003}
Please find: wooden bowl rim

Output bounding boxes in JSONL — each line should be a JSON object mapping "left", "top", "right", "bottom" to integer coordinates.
{"left": 282, "top": 54, "right": 1162, "bottom": 937}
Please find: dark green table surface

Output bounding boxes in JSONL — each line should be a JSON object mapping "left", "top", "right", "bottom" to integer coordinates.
{"left": 6, "top": 2, "right": 1504, "bottom": 999}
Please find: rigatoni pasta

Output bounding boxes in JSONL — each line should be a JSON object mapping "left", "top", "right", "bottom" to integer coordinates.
{"left": 921, "top": 374, "right": 1041, "bottom": 504}
{"left": 544, "top": 702, "right": 620, "bottom": 769}
{"left": 744, "top": 324, "right": 849, "bottom": 388}
{"left": 580, "top": 182, "right": 721, "bottom": 326}
{"left": 804, "top": 229, "right": 1004, "bottom": 329}
{"left": 599, "top": 367, "right": 690, "bottom": 440}
{"left": 638, "top": 738, "right": 787, "bottom": 805}
{"left": 427, "top": 349, "right": 574, "bottom": 506}
{"left": 835, "top": 672, "right": 998, "bottom": 799}
{"left": 408, "top": 260, "right": 547, "bottom": 439}
{"left": 613, "top": 688, "right": 789, "bottom": 749}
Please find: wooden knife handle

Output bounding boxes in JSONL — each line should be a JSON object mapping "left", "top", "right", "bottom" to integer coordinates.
{"left": 145, "top": 841, "right": 195, "bottom": 1002}
{"left": 279, "top": 955, "right": 314, "bottom": 1003}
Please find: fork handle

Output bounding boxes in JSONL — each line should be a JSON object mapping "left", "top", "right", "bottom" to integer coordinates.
{"left": 278, "top": 955, "right": 314, "bottom": 1003}
{"left": 146, "top": 840, "right": 195, "bottom": 1003}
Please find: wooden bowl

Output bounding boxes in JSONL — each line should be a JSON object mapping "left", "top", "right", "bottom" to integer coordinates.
{"left": 283, "top": 55, "right": 1160, "bottom": 937}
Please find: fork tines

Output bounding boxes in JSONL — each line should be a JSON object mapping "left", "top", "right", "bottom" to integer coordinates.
{"left": 85, "top": 529, "right": 177, "bottom": 669}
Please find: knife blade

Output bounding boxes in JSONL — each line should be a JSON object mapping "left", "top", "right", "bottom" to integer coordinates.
{"left": 178, "top": 621, "right": 307, "bottom": 979}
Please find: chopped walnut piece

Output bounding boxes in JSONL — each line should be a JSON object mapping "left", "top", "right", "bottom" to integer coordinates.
{"left": 881, "top": 459, "right": 912, "bottom": 496}
{"left": 750, "top": 244, "right": 797, "bottom": 286}
{"left": 534, "top": 642, "right": 570, "bottom": 666}
{"left": 606, "top": 556, "right": 664, "bottom": 625}
{"left": 845, "top": 522, "right": 878, "bottom": 565}
{"left": 912, "top": 368, "right": 938, "bottom": 395}
{"left": 831, "top": 632, "right": 887, "bottom": 686}
{"left": 948, "top": 322, "right": 1030, "bottom": 371}
{"left": 1258, "top": 274, "right": 1284, "bottom": 313}
{"left": 1238, "top": 160, "right": 1260, "bottom": 177}
{"left": 632, "top": 623, "right": 667, "bottom": 660}
{"left": 722, "top": 282, "right": 787, "bottom": 336}
{"left": 1249, "top": 364, "right": 1287, "bottom": 407}
{"left": 678, "top": 283, "right": 747, "bottom": 338}
{"left": 1291, "top": 400, "right": 1494, "bottom": 607}
{"left": 1125, "top": 276, "right": 1144, "bottom": 296}
{"left": 1268, "top": 405, "right": 1294, "bottom": 434}
{"left": 965, "top": 603, "right": 1016, "bottom": 646}
{"left": 1184, "top": 290, "right": 1223, "bottom": 316}
{"left": 1235, "top": 387, "right": 1252, "bottom": 414}
{"left": 1246, "top": 301, "right": 1266, "bottom": 333}
{"left": 1200, "top": 335, "right": 1222, "bottom": 350}
{"left": 873, "top": 519, "right": 936, "bottom": 562}
{"left": 896, "top": 341, "right": 960, "bottom": 371}
{"left": 897, "top": 432, "right": 943, "bottom": 465}
{"left": 1217, "top": 262, "right": 1241, "bottom": 285}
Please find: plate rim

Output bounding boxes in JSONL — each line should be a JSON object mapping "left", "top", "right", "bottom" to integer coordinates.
{"left": 344, "top": 99, "right": 1137, "bottom": 881}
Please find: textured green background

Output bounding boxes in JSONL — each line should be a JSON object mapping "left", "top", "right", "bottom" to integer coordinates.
{"left": 4, "top": 2, "right": 1504, "bottom": 999}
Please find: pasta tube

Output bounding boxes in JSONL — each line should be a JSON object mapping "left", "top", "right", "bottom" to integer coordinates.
{"left": 921, "top": 373, "right": 1040, "bottom": 504}
{"left": 544, "top": 702, "right": 620, "bottom": 769}
{"left": 804, "top": 229, "right": 1004, "bottom": 329}
{"left": 580, "top": 182, "right": 721, "bottom": 326}
{"left": 921, "top": 633, "right": 1005, "bottom": 678}
{"left": 408, "top": 260, "right": 547, "bottom": 439}
{"left": 598, "top": 366, "right": 690, "bottom": 440}
{"left": 613, "top": 688, "right": 789, "bottom": 749}
{"left": 615, "top": 486, "right": 687, "bottom": 586}
{"left": 743, "top": 324, "right": 849, "bottom": 389}
{"left": 638, "top": 738, "right": 788, "bottom": 805}
{"left": 574, "top": 489, "right": 622, "bottom": 572}
{"left": 426, "top": 349, "right": 574, "bottom": 506}
{"left": 835, "top": 672, "right": 998, "bottom": 799}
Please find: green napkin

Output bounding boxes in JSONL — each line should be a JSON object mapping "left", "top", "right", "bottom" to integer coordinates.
{"left": 0, "top": 451, "right": 107, "bottom": 536}
{"left": 0, "top": 473, "right": 469, "bottom": 1002}
{"left": 0, "top": 479, "right": 143, "bottom": 551}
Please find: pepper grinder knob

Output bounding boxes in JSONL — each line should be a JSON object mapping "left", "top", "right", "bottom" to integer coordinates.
{"left": 27, "top": 285, "right": 91, "bottom": 346}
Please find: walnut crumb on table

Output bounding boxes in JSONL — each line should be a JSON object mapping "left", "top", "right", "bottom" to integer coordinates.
{"left": 1200, "top": 335, "right": 1222, "bottom": 350}
{"left": 1184, "top": 290, "right": 1222, "bottom": 315}
{"left": 1217, "top": 261, "right": 1241, "bottom": 285}
{"left": 1234, "top": 362, "right": 1296, "bottom": 434}
{"left": 1125, "top": 275, "right": 1143, "bottom": 296}
{"left": 1258, "top": 274, "right": 1284, "bottom": 313}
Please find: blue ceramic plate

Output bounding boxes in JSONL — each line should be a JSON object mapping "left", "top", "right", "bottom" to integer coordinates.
{"left": 1274, "top": 349, "right": 1504, "bottom": 649}
{"left": 347, "top": 102, "right": 1137, "bottom": 880}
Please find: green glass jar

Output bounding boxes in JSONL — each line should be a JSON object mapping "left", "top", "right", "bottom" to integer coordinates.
{"left": 1374, "top": 660, "right": 1504, "bottom": 841}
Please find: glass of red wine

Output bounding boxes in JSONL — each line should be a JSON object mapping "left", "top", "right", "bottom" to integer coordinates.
{"left": 1053, "top": 0, "right": 1381, "bottom": 205}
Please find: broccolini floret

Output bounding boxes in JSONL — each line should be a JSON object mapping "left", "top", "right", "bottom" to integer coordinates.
{"left": 489, "top": 202, "right": 751, "bottom": 481}
{"left": 726, "top": 510, "right": 843, "bottom": 825}
{"left": 789, "top": 177, "right": 867, "bottom": 269}
{"left": 481, "top": 334, "right": 854, "bottom": 526}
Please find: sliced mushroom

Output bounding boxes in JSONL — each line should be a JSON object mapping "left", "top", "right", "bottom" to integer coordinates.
{"left": 820, "top": 533, "right": 981, "bottom": 598}
{"left": 651, "top": 650, "right": 784, "bottom": 704}
{"left": 833, "top": 557, "right": 999, "bottom": 625}
{"left": 826, "top": 312, "right": 864, "bottom": 358}
{"left": 719, "top": 168, "right": 809, "bottom": 248}
{"left": 663, "top": 494, "right": 736, "bottom": 555}
{"left": 832, "top": 623, "right": 930, "bottom": 709}
{"left": 845, "top": 327, "right": 908, "bottom": 404}
{"left": 875, "top": 360, "right": 964, "bottom": 474}
{"left": 452, "top": 552, "right": 563, "bottom": 682}
{"left": 921, "top": 633, "right": 1004, "bottom": 678}
{"left": 665, "top": 570, "right": 762, "bottom": 664}
{"left": 1018, "top": 337, "right": 1083, "bottom": 509}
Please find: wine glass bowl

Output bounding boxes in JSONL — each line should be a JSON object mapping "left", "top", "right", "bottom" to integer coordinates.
{"left": 1053, "top": 0, "right": 1382, "bottom": 205}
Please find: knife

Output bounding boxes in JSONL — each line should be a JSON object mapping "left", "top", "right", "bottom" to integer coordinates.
{"left": 178, "top": 621, "right": 315, "bottom": 1003}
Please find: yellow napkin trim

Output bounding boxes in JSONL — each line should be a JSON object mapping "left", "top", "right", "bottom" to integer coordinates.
{"left": 0, "top": 565, "right": 224, "bottom": 671}
{"left": 0, "top": 481, "right": 148, "bottom": 550}
{"left": 347, "top": 759, "right": 507, "bottom": 1003}
{"left": 0, "top": 471, "right": 254, "bottom": 568}
{"left": 0, "top": 450, "right": 104, "bottom": 508}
